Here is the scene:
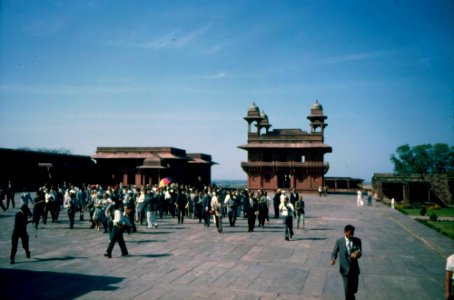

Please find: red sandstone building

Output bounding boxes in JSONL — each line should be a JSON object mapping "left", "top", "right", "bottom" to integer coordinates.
{"left": 239, "top": 101, "right": 332, "bottom": 193}
{"left": 92, "top": 147, "right": 216, "bottom": 188}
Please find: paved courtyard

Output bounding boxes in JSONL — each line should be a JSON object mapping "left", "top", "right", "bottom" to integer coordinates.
{"left": 0, "top": 193, "right": 453, "bottom": 299}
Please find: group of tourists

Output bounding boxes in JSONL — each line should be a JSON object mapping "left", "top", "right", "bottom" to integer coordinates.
{"left": 6, "top": 181, "right": 307, "bottom": 263}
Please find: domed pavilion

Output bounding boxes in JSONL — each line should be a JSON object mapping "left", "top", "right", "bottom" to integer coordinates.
{"left": 238, "top": 101, "right": 332, "bottom": 192}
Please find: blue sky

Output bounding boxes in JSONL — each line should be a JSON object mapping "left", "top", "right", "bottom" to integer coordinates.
{"left": 1, "top": 0, "right": 453, "bottom": 181}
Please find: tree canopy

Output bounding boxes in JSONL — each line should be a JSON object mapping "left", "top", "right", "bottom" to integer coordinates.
{"left": 390, "top": 143, "right": 454, "bottom": 175}
{"left": 17, "top": 147, "right": 72, "bottom": 155}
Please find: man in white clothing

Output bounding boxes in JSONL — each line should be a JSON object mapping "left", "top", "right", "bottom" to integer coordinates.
{"left": 279, "top": 196, "right": 294, "bottom": 241}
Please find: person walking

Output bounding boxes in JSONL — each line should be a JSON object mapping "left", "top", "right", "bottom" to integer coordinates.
{"left": 157, "top": 188, "right": 164, "bottom": 219}
{"left": 176, "top": 188, "right": 188, "bottom": 225}
{"left": 202, "top": 189, "right": 211, "bottom": 227}
{"left": 32, "top": 188, "right": 45, "bottom": 231}
{"left": 63, "top": 190, "right": 79, "bottom": 229}
{"left": 104, "top": 202, "right": 130, "bottom": 258}
{"left": 10, "top": 204, "right": 33, "bottom": 264}
{"left": 169, "top": 188, "right": 177, "bottom": 218}
{"left": 55, "top": 184, "right": 64, "bottom": 222}
{"left": 367, "top": 191, "right": 372, "bottom": 206}
{"left": 136, "top": 188, "right": 146, "bottom": 225}
{"left": 78, "top": 185, "right": 87, "bottom": 221}
{"left": 194, "top": 191, "right": 203, "bottom": 223}
{"left": 242, "top": 189, "right": 250, "bottom": 218}
{"left": 211, "top": 191, "right": 223, "bottom": 233}
{"left": 6, "top": 181, "right": 15, "bottom": 209}
{"left": 233, "top": 190, "right": 241, "bottom": 221}
{"left": 247, "top": 193, "right": 258, "bottom": 232}
{"left": 0, "top": 188, "right": 7, "bottom": 211}
{"left": 224, "top": 191, "right": 236, "bottom": 227}
{"left": 295, "top": 196, "right": 305, "bottom": 229}
{"left": 258, "top": 191, "right": 268, "bottom": 228}
{"left": 279, "top": 196, "right": 294, "bottom": 240}
{"left": 290, "top": 189, "right": 299, "bottom": 207}
{"left": 42, "top": 188, "right": 51, "bottom": 225}
{"left": 93, "top": 195, "right": 105, "bottom": 231}
{"left": 273, "top": 189, "right": 281, "bottom": 218}
{"left": 356, "top": 190, "right": 363, "bottom": 207}
{"left": 48, "top": 187, "right": 59, "bottom": 223}
{"left": 330, "top": 224, "right": 362, "bottom": 300}
{"left": 146, "top": 188, "right": 158, "bottom": 228}
{"left": 87, "top": 186, "right": 97, "bottom": 229}
{"left": 124, "top": 190, "right": 137, "bottom": 233}
{"left": 323, "top": 186, "right": 328, "bottom": 196}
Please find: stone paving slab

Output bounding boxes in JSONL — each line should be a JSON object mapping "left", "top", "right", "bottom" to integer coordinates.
{"left": 0, "top": 193, "right": 453, "bottom": 299}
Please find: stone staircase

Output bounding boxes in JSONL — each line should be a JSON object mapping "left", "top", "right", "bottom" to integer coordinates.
{"left": 423, "top": 174, "right": 453, "bottom": 206}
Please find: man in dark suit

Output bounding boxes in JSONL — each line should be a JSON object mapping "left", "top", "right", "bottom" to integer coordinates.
{"left": 330, "top": 224, "right": 362, "bottom": 300}
{"left": 10, "top": 204, "right": 33, "bottom": 264}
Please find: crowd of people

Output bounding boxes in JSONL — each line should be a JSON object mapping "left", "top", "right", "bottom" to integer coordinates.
{"left": 4, "top": 181, "right": 308, "bottom": 261}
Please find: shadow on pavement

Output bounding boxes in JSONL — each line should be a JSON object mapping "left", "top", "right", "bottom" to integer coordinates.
{"left": 0, "top": 268, "right": 123, "bottom": 300}
{"left": 132, "top": 231, "right": 171, "bottom": 235}
{"left": 129, "top": 253, "right": 171, "bottom": 258}
{"left": 31, "top": 256, "right": 87, "bottom": 262}
{"left": 293, "top": 237, "right": 327, "bottom": 241}
{"left": 128, "top": 239, "right": 165, "bottom": 244}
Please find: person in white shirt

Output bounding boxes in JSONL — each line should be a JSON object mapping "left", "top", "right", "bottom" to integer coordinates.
{"left": 279, "top": 196, "right": 294, "bottom": 241}
{"left": 104, "top": 202, "right": 130, "bottom": 258}
{"left": 63, "top": 190, "right": 79, "bottom": 229}
{"left": 224, "top": 191, "right": 236, "bottom": 227}
{"left": 446, "top": 254, "right": 454, "bottom": 299}
{"left": 136, "top": 189, "right": 146, "bottom": 225}
{"left": 211, "top": 191, "right": 223, "bottom": 233}
{"left": 356, "top": 190, "right": 363, "bottom": 207}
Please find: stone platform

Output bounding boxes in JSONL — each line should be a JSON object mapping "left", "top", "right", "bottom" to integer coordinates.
{"left": 0, "top": 193, "right": 452, "bottom": 299}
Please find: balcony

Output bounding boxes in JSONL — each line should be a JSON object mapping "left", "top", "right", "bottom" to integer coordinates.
{"left": 241, "top": 161, "right": 329, "bottom": 169}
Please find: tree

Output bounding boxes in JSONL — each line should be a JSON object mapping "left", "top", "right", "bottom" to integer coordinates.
{"left": 412, "top": 144, "right": 432, "bottom": 174}
{"left": 432, "top": 143, "right": 454, "bottom": 174}
{"left": 390, "top": 143, "right": 454, "bottom": 175}
{"left": 390, "top": 144, "right": 414, "bottom": 175}
{"left": 18, "top": 147, "right": 72, "bottom": 155}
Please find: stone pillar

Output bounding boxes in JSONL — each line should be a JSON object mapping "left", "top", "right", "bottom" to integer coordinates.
{"left": 403, "top": 182, "right": 410, "bottom": 203}
{"left": 377, "top": 181, "right": 383, "bottom": 201}
{"left": 136, "top": 174, "right": 142, "bottom": 187}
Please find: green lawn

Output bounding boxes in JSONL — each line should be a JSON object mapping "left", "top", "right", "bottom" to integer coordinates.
{"left": 396, "top": 206, "right": 454, "bottom": 240}
{"left": 415, "top": 219, "right": 454, "bottom": 240}
{"left": 398, "top": 207, "right": 454, "bottom": 217}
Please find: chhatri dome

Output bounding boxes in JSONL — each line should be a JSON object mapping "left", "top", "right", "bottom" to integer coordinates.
{"left": 247, "top": 102, "right": 261, "bottom": 117}
{"left": 259, "top": 111, "right": 271, "bottom": 127}
{"left": 311, "top": 99, "right": 323, "bottom": 111}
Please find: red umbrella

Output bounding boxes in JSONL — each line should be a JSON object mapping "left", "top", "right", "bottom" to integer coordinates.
{"left": 159, "top": 177, "right": 173, "bottom": 187}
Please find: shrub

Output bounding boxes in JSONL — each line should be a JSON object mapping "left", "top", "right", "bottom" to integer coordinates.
{"left": 428, "top": 204, "right": 441, "bottom": 211}
{"left": 429, "top": 212, "right": 438, "bottom": 222}
{"left": 395, "top": 203, "right": 412, "bottom": 210}
{"left": 420, "top": 206, "right": 427, "bottom": 216}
